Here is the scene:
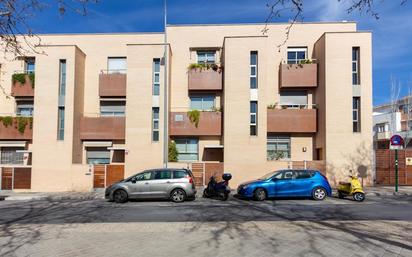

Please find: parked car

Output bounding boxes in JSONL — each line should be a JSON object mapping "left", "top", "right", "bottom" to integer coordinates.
{"left": 237, "top": 169, "right": 332, "bottom": 201}
{"left": 105, "top": 168, "right": 197, "bottom": 203}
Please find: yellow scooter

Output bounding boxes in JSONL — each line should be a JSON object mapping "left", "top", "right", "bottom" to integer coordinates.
{"left": 337, "top": 171, "right": 365, "bottom": 202}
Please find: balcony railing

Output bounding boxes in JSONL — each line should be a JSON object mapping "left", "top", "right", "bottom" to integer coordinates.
{"left": 99, "top": 70, "right": 127, "bottom": 97}
{"left": 279, "top": 62, "right": 317, "bottom": 88}
{"left": 169, "top": 111, "right": 222, "bottom": 136}
{"left": 188, "top": 68, "right": 222, "bottom": 91}
{"left": 80, "top": 113, "right": 125, "bottom": 140}
{"left": 0, "top": 151, "right": 24, "bottom": 165}
{"left": 11, "top": 72, "right": 35, "bottom": 97}
{"left": 0, "top": 115, "right": 33, "bottom": 140}
{"left": 267, "top": 107, "right": 317, "bottom": 133}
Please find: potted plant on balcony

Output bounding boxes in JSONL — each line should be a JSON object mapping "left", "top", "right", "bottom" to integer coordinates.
{"left": 168, "top": 140, "right": 179, "bottom": 162}
{"left": 12, "top": 73, "right": 35, "bottom": 88}
{"left": 187, "top": 63, "right": 223, "bottom": 73}
{"left": 187, "top": 109, "right": 200, "bottom": 128}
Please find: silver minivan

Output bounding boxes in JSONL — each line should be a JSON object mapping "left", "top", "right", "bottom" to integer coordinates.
{"left": 105, "top": 168, "right": 197, "bottom": 203}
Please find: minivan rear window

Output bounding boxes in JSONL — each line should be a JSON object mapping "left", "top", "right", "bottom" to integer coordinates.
{"left": 173, "top": 170, "right": 188, "bottom": 179}
{"left": 153, "top": 170, "right": 172, "bottom": 180}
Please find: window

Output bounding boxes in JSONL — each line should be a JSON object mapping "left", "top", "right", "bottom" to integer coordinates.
{"left": 134, "top": 172, "right": 152, "bottom": 181}
{"left": 16, "top": 100, "right": 34, "bottom": 117}
{"left": 24, "top": 58, "right": 35, "bottom": 74}
{"left": 353, "top": 97, "right": 361, "bottom": 132}
{"left": 267, "top": 135, "right": 291, "bottom": 160}
{"left": 190, "top": 95, "right": 215, "bottom": 111}
{"left": 279, "top": 91, "right": 308, "bottom": 108}
{"left": 197, "top": 51, "right": 215, "bottom": 64}
{"left": 175, "top": 138, "right": 198, "bottom": 161}
{"left": 152, "top": 107, "right": 160, "bottom": 142}
{"left": 283, "top": 170, "right": 294, "bottom": 179}
{"left": 250, "top": 51, "right": 258, "bottom": 89}
{"left": 86, "top": 147, "right": 110, "bottom": 164}
{"left": 295, "top": 170, "right": 314, "bottom": 179}
{"left": 173, "top": 169, "right": 188, "bottom": 179}
{"left": 57, "top": 60, "right": 66, "bottom": 140}
{"left": 108, "top": 57, "right": 127, "bottom": 74}
{"left": 287, "top": 47, "right": 307, "bottom": 64}
{"left": 153, "top": 170, "right": 172, "bottom": 180}
{"left": 112, "top": 150, "right": 125, "bottom": 163}
{"left": 376, "top": 123, "right": 388, "bottom": 133}
{"left": 352, "top": 47, "right": 360, "bottom": 85}
{"left": 100, "top": 100, "right": 126, "bottom": 116}
{"left": 153, "top": 59, "right": 161, "bottom": 96}
{"left": 250, "top": 101, "right": 258, "bottom": 136}
{"left": 0, "top": 147, "right": 24, "bottom": 165}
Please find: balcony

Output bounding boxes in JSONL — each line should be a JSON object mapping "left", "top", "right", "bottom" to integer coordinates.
{"left": 267, "top": 107, "right": 317, "bottom": 133}
{"left": 80, "top": 115, "right": 125, "bottom": 140}
{"left": 188, "top": 69, "right": 222, "bottom": 91}
{"left": 11, "top": 74, "right": 35, "bottom": 97}
{"left": 0, "top": 116, "right": 33, "bottom": 140}
{"left": 376, "top": 131, "right": 391, "bottom": 140}
{"left": 169, "top": 111, "right": 222, "bottom": 136}
{"left": 279, "top": 63, "right": 317, "bottom": 88}
{"left": 99, "top": 70, "right": 127, "bottom": 97}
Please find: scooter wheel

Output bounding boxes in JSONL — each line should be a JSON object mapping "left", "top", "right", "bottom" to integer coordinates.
{"left": 203, "top": 189, "right": 209, "bottom": 198}
{"left": 353, "top": 192, "right": 365, "bottom": 202}
{"left": 338, "top": 191, "right": 345, "bottom": 199}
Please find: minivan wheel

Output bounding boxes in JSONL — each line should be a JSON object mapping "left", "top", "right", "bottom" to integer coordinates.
{"left": 254, "top": 188, "right": 267, "bottom": 201}
{"left": 171, "top": 189, "right": 186, "bottom": 203}
{"left": 312, "top": 187, "right": 327, "bottom": 201}
{"left": 113, "top": 189, "right": 128, "bottom": 203}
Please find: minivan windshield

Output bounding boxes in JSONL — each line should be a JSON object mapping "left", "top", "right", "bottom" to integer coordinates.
{"left": 259, "top": 171, "right": 280, "bottom": 180}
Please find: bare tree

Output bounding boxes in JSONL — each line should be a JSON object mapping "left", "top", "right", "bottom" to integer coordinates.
{"left": 263, "top": 0, "right": 409, "bottom": 47}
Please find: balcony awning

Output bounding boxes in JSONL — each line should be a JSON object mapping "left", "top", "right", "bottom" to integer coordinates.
{"left": 204, "top": 145, "right": 224, "bottom": 149}
{"left": 0, "top": 141, "right": 26, "bottom": 147}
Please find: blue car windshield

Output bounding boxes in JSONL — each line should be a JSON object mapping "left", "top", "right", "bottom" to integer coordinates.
{"left": 259, "top": 171, "right": 281, "bottom": 180}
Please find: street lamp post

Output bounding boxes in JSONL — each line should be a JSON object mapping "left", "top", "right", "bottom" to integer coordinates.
{"left": 163, "top": 0, "right": 168, "bottom": 168}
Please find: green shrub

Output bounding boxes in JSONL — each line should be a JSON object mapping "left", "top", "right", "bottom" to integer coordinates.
{"left": 28, "top": 73, "right": 35, "bottom": 88}
{"left": 0, "top": 116, "right": 13, "bottom": 127}
{"left": 12, "top": 73, "right": 26, "bottom": 85}
{"left": 187, "top": 109, "right": 200, "bottom": 128}
{"left": 299, "top": 59, "right": 313, "bottom": 64}
{"left": 188, "top": 63, "right": 222, "bottom": 72}
{"left": 168, "top": 141, "right": 179, "bottom": 162}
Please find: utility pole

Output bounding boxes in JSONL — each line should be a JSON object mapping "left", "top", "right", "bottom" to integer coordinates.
{"left": 163, "top": 0, "right": 168, "bottom": 168}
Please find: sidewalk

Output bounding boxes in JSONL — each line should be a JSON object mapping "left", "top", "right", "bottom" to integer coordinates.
{"left": 0, "top": 190, "right": 105, "bottom": 201}
{"left": 364, "top": 186, "right": 412, "bottom": 196}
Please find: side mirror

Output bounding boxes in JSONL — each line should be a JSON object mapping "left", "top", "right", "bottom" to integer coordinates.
{"left": 131, "top": 178, "right": 137, "bottom": 184}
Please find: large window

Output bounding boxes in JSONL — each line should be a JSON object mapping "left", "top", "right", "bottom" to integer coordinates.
{"left": 287, "top": 47, "right": 307, "bottom": 64}
{"left": 86, "top": 147, "right": 110, "bottom": 165}
{"left": 107, "top": 57, "right": 127, "bottom": 74}
{"left": 267, "top": 135, "right": 291, "bottom": 160}
{"left": 279, "top": 91, "right": 308, "bottom": 108}
{"left": 190, "top": 95, "right": 215, "bottom": 111}
{"left": 175, "top": 138, "right": 198, "bottom": 161}
{"left": 100, "top": 100, "right": 126, "bottom": 116}
{"left": 0, "top": 147, "right": 24, "bottom": 165}
{"left": 153, "top": 59, "right": 160, "bottom": 96}
{"left": 16, "top": 100, "right": 34, "bottom": 117}
{"left": 353, "top": 97, "right": 361, "bottom": 132}
{"left": 250, "top": 51, "right": 258, "bottom": 89}
{"left": 250, "top": 101, "right": 258, "bottom": 136}
{"left": 197, "top": 51, "right": 215, "bottom": 64}
{"left": 376, "top": 123, "right": 388, "bottom": 133}
{"left": 152, "top": 107, "right": 160, "bottom": 142}
{"left": 352, "top": 47, "right": 360, "bottom": 85}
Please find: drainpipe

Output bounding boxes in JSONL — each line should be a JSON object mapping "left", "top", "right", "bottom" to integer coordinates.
{"left": 163, "top": 0, "right": 168, "bottom": 168}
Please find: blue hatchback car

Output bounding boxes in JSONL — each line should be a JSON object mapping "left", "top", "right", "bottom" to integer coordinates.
{"left": 237, "top": 169, "right": 332, "bottom": 201}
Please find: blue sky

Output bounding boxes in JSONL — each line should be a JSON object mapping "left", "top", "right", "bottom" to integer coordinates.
{"left": 30, "top": 0, "right": 412, "bottom": 106}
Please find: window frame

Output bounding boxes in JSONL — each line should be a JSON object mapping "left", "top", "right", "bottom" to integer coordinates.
{"left": 86, "top": 147, "right": 110, "bottom": 165}
{"left": 250, "top": 101, "right": 258, "bottom": 136}
{"left": 267, "top": 135, "right": 291, "bottom": 160}
{"left": 353, "top": 97, "right": 361, "bottom": 132}
{"left": 250, "top": 51, "right": 258, "bottom": 89}
{"left": 100, "top": 100, "right": 126, "bottom": 117}
{"left": 190, "top": 95, "right": 216, "bottom": 111}
{"left": 153, "top": 58, "right": 161, "bottom": 96}
{"left": 107, "top": 57, "right": 127, "bottom": 74}
{"left": 197, "top": 51, "right": 216, "bottom": 64}
{"left": 352, "top": 47, "right": 360, "bottom": 85}
{"left": 287, "top": 47, "right": 307, "bottom": 64}
{"left": 16, "top": 100, "right": 34, "bottom": 117}
{"left": 152, "top": 107, "right": 160, "bottom": 142}
{"left": 175, "top": 138, "right": 199, "bottom": 161}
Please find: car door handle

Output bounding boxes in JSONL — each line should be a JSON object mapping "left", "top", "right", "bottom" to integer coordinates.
{"left": 166, "top": 181, "right": 171, "bottom": 184}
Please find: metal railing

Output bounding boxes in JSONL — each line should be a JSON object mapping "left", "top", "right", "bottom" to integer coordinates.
{"left": 0, "top": 151, "right": 24, "bottom": 165}
{"left": 267, "top": 104, "right": 317, "bottom": 110}
{"left": 100, "top": 69, "right": 127, "bottom": 74}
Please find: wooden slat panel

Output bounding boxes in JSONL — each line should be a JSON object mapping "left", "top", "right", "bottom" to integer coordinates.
{"left": 13, "top": 168, "right": 31, "bottom": 189}
{"left": 205, "top": 163, "right": 224, "bottom": 182}
{"left": 106, "top": 164, "right": 125, "bottom": 187}
{"left": 191, "top": 163, "right": 204, "bottom": 186}
{"left": 93, "top": 165, "right": 105, "bottom": 188}
{"left": 1, "top": 168, "right": 13, "bottom": 190}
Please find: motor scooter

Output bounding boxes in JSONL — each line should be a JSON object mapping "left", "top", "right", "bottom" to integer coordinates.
{"left": 203, "top": 173, "right": 232, "bottom": 201}
{"left": 337, "top": 171, "right": 365, "bottom": 202}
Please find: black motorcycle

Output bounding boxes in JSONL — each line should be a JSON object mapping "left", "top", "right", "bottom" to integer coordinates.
{"left": 203, "top": 173, "right": 232, "bottom": 201}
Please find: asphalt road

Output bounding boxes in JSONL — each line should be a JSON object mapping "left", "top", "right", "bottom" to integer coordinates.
{"left": 1, "top": 195, "right": 411, "bottom": 257}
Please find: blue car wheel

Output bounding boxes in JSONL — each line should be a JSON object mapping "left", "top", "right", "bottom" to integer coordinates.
{"left": 254, "top": 188, "right": 267, "bottom": 201}
{"left": 312, "top": 187, "right": 327, "bottom": 201}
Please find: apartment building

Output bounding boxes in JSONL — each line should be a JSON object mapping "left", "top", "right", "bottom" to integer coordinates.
{"left": 0, "top": 22, "right": 372, "bottom": 192}
{"left": 373, "top": 96, "right": 412, "bottom": 149}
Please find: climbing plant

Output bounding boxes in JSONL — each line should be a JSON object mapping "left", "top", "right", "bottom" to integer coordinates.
{"left": 168, "top": 141, "right": 179, "bottom": 162}
{"left": 12, "top": 73, "right": 35, "bottom": 88}
{"left": 187, "top": 110, "right": 200, "bottom": 128}
{"left": 0, "top": 116, "right": 13, "bottom": 127}
{"left": 0, "top": 116, "right": 32, "bottom": 134}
